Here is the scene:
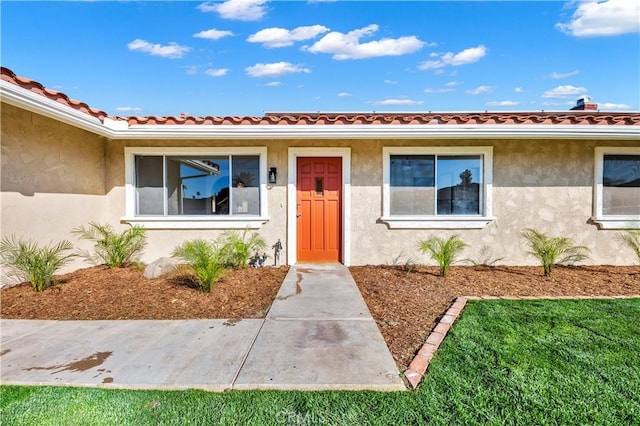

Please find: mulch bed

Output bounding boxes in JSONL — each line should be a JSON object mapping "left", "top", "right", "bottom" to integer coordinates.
{"left": 2, "top": 264, "right": 638, "bottom": 371}
{"left": 0, "top": 265, "right": 289, "bottom": 320}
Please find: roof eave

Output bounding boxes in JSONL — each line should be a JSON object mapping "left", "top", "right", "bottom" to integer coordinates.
{"left": 114, "top": 124, "right": 639, "bottom": 140}
{"left": 1, "top": 80, "right": 111, "bottom": 138}
{"left": 2, "top": 80, "right": 639, "bottom": 140}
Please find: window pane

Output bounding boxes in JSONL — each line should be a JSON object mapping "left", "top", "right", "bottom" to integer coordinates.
{"left": 231, "top": 156, "right": 260, "bottom": 215}
{"left": 167, "top": 156, "right": 229, "bottom": 215}
{"left": 390, "top": 155, "right": 435, "bottom": 215}
{"left": 603, "top": 155, "right": 640, "bottom": 215}
{"left": 135, "top": 156, "right": 164, "bottom": 215}
{"left": 437, "top": 156, "right": 482, "bottom": 215}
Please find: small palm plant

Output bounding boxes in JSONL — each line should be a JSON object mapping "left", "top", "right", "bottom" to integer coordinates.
{"left": 218, "top": 229, "right": 267, "bottom": 268}
{"left": 418, "top": 234, "right": 467, "bottom": 277}
{"left": 618, "top": 230, "right": 640, "bottom": 264}
{"left": 0, "top": 235, "right": 75, "bottom": 291}
{"left": 72, "top": 222, "right": 147, "bottom": 268}
{"left": 520, "top": 228, "right": 590, "bottom": 277}
{"left": 172, "top": 239, "right": 225, "bottom": 292}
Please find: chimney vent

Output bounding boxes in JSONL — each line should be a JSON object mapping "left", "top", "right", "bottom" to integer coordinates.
{"left": 570, "top": 97, "right": 598, "bottom": 111}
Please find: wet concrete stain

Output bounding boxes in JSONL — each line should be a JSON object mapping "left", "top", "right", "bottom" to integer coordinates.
{"left": 276, "top": 270, "right": 305, "bottom": 301}
{"left": 223, "top": 319, "right": 242, "bottom": 326}
{"left": 23, "top": 351, "right": 112, "bottom": 374}
{"left": 309, "top": 322, "right": 347, "bottom": 346}
{"left": 1, "top": 349, "right": 11, "bottom": 357}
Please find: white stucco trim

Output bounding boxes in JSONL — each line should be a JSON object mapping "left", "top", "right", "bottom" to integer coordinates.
{"left": 122, "top": 146, "right": 269, "bottom": 229}
{"left": 592, "top": 146, "right": 640, "bottom": 229}
{"left": 120, "top": 217, "right": 268, "bottom": 230}
{"left": 381, "top": 146, "right": 494, "bottom": 229}
{"left": 287, "top": 147, "right": 352, "bottom": 266}
{"left": 110, "top": 124, "right": 640, "bottom": 140}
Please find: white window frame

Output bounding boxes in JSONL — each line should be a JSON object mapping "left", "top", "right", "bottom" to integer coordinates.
{"left": 122, "top": 147, "right": 269, "bottom": 229}
{"left": 381, "top": 146, "right": 494, "bottom": 229}
{"left": 592, "top": 146, "right": 640, "bottom": 230}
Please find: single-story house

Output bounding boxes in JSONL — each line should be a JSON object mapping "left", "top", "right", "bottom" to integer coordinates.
{"left": 1, "top": 66, "right": 639, "bottom": 283}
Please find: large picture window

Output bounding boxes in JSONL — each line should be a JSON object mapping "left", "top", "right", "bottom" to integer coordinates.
{"left": 594, "top": 147, "right": 640, "bottom": 229}
{"left": 124, "top": 147, "right": 268, "bottom": 229}
{"left": 383, "top": 147, "right": 493, "bottom": 229}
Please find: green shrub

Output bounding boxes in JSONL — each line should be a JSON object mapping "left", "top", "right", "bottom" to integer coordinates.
{"left": 172, "top": 239, "right": 225, "bottom": 292}
{"left": 520, "top": 228, "right": 590, "bottom": 277}
{"left": 418, "top": 234, "right": 467, "bottom": 277}
{"left": 72, "top": 222, "right": 147, "bottom": 268}
{"left": 218, "top": 229, "right": 267, "bottom": 268}
{"left": 618, "top": 230, "right": 640, "bottom": 264}
{"left": 0, "top": 236, "right": 75, "bottom": 291}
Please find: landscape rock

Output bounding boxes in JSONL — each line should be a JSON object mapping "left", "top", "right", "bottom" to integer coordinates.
{"left": 144, "top": 257, "right": 180, "bottom": 279}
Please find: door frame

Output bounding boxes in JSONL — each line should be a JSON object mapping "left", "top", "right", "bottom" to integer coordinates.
{"left": 287, "top": 147, "right": 351, "bottom": 266}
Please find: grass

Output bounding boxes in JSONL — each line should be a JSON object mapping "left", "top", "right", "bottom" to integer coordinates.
{"left": 2, "top": 299, "right": 639, "bottom": 425}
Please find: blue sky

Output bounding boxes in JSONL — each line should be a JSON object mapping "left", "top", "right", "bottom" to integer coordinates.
{"left": 2, "top": 0, "right": 639, "bottom": 116}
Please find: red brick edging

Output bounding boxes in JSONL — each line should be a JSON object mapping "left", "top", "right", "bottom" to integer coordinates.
{"left": 404, "top": 296, "right": 467, "bottom": 389}
{"left": 403, "top": 294, "right": 640, "bottom": 390}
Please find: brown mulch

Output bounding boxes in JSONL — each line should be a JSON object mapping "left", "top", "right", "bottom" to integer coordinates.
{"left": 0, "top": 265, "right": 289, "bottom": 320}
{"left": 2, "top": 264, "right": 639, "bottom": 371}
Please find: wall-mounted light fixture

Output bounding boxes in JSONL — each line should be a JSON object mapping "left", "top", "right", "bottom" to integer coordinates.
{"left": 268, "top": 167, "right": 277, "bottom": 184}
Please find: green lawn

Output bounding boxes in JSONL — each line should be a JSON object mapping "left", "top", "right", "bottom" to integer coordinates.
{"left": 2, "top": 298, "right": 639, "bottom": 425}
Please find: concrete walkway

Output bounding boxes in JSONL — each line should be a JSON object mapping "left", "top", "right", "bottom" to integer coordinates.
{"left": 1, "top": 264, "right": 405, "bottom": 391}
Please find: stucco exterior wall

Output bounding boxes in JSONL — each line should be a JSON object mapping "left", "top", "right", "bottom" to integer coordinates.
{"left": 1, "top": 103, "right": 109, "bottom": 284}
{"left": 349, "top": 138, "right": 639, "bottom": 266}
{"left": 109, "top": 137, "right": 638, "bottom": 267}
{"left": 1, "top": 100, "right": 637, "bottom": 287}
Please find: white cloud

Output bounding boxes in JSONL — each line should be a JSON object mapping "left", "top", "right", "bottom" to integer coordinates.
{"left": 197, "top": 0, "right": 268, "bottom": 21}
{"left": 247, "top": 25, "right": 329, "bottom": 48}
{"left": 127, "top": 39, "right": 190, "bottom": 58}
{"left": 115, "top": 107, "right": 143, "bottom": 112}
{"left": 514, "top": 87, "right": 524, "bottom": 93}
{"left": 185, "top": 65, "right": 200, "bottom": 75}
{"left": 556, "top": 0, "right": 640, "bottom": 37}
{"left": 265, "top": 81, "right": 281, "bottom": 87}
{"left": 204, "top": 68, "right": 229, "bottom": 77}
{"left": 445, "top": 81, "right": 460, "bottom": 87}
{"left": 547, "top": 70, "right": 579, "bottom": 79}
{"left": 599, "top": 102, "right": 632, "bottom": 110}
{"left": 542, "top": 85, "right": 588, "bottom": 98}
{"left": 466, "top": 85, "right": 495, "bottom": 95}
{"left": 419, "top": 45, "right": 487, "bottom": 70}
{"left": 368, "top": 98, "right": 424, "bottom": 106}
{"left": 486, "top": 101, "right": 520, "bottom": 107}
{"left": 305, "top": 24, "right": 425, "bottom": 60}
{"left": 245, "top": 61, "right": 311, "bottom": 77}
{"left": 337, "top": 92, "right": 351, "bottom": 97}
{"left": 541, "top": 100, "right": 575, "bottom": 107}
{"left": 194, "top": 29, "right": 234, "bottom": 40}
{"left": 384, "top": 79, "right": 398, "bottom": 85}
{"left": 424, "top": 87, "right": 454, "bottom": 94}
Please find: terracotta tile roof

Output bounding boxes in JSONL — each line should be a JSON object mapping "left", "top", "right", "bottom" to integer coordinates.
{"left": 3, "top": 66, "right": 639, "bottom": 126}
{"left": 1, "top": 67, "right": 109, "bottom": 121}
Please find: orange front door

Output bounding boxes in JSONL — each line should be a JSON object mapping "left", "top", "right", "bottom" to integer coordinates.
{"left": 296, "top": 157, "right": 342, "bottom": 262}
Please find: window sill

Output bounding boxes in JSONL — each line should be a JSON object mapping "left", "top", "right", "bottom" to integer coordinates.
{"left": 121, "top": 216, "right": 270, "bottom": 230}
{"left": 380, "top": 216, "right": 495, "bottom": 229}
{"left": 591, "top": 217, "right": 640, "bottom": 230}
